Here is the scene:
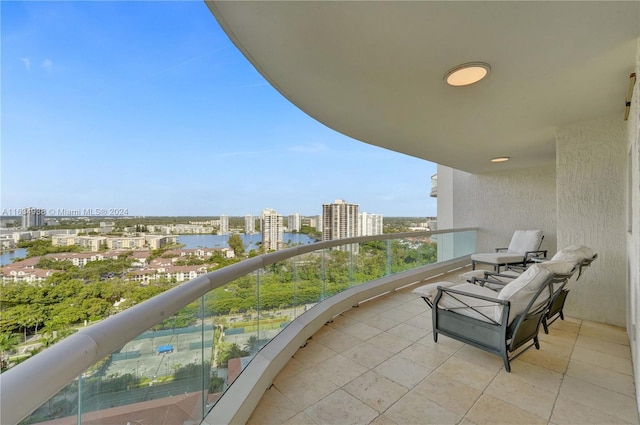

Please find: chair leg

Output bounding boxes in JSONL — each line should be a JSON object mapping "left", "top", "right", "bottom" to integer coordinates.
{"left": 433, "top": 331, "right": 438, "bottom": 342}
{"left": 542, "top": 317, "right": 549, "bottom": 334}
{"left": 472, "top": 261, "right": 476, "bottom": 270}
{"left": 534, "top": 336, "right": 540, "bottom": 350}
{"left": 502, "top": 355, "right": 511, "bottom": 372}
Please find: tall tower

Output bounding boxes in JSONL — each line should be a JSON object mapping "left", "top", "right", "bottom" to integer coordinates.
{"left": 219, "top": 214, "right": 229, "bottom": 235}
{"left": 261, "top": 208, "right": 283, "bottom": 251}
{"left": 287, "top": 212, "right": 301, "bottom": 232}
{"left": 244, "top": 214, "right": 255, "bottom": 234}
{"left": 22, "top": 207, "right": 44, "bottom": 229}
{"left": 358, "top": 212, "right": 383, "bottom": 236}
{"left": 322, "top": 200, "right": 359, "bottom": 241}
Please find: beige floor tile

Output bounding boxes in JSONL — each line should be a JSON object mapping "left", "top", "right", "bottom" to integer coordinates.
{"left": 282, "top": 411, "right": 319, "bottom": 425}
{"left": 436, "top": 356, "right": 498, "bottom": 391}
{"left": 312, "top": 323, "right": 339, "bottom": 339}
{"left": 465, "top": 394, "right": 547, "bottom": 425}
{"left": 341, "top": 341, "right": 395, "bottom": 369}
{"left": 575, "top": 334, "right": 632, "bottom": 359}
{"left": 550, "top": 394, "right": 637, "bottom": 425}
{"left": 275, "top": 367, "right": 339, "bottom": 410}
{"left": 369, "top": 414, "right": 399, "bottom": 425}
{"left": 546, "top": 317, "right": 581, "bottom": 333}
{"left": 404, "top": 312, "right": 432, "bottom": 330}
{"left": 374, "top": 351, "right": 435, "bottom": 388}
{"left": 484, "top": 371, "right": 556, "bottom": 419}
{"left": 498, "top": 359, "right": 563, "bottom": 393}
{"left": 384, "top": 391, "right": 462, "bottom": 424}
{"left": 292, "top": 340, "right": 338, "bottom": 367}
{"left": 395, "top": 299, "right": 429, "bottom": 315}
{"left": 397, "top": 342, "right": 451, "bottom": 370}
{"left": 416, "top": 333, "right": 464, "bottom": 355}
{"left": 316, "top": 329, "right": 364, "bottom": 353}
{"left": 412, "top": 371, "right": 482, "bottom": 415}
{"left": 453, "top": 345, "right": 505, "bottom": 372}
{"left": 360, "top": 313, "right": 405, "bottom": 331}
{"left": 327, "top": 314, "right": 360, "bottom": 329}
{"left": 580, "top": 321, "right": 630, "bottom": 346}
{"left": 367, "top": 331, "right": 414, "bottom": 353}
{"left": 340, "top": 321, "right": 384, "bottom": 341}
{"left": 566, "top": 358, "right": 636, "bottom": 396}
{"left": 570, "top": 345, "right": 634, "bottom": 376}
{"left": 518, "top": 346, "right": 570, "bottom": 374}
{"left": 379, "top": 307, "right": 417, "bottom": 323}
{"left": 246, "top": 386, "right": 301, "bottom": 425}
{"left": 273, "top": 356, "right": 309, "bottom": 384}
{"left": 385, "top": 322, "right": 425, "bottom": 342}
{"left": 343, "top": 370, "right": 409, "bottom": 413}
{"left": 559, "top": 375, "right": 639, "bottom": 424}
{"left": 303, "top": 389, "right": 379, "bottom": 425}
{"left": 315, "top": 353, "right": 368, "bottom": 387}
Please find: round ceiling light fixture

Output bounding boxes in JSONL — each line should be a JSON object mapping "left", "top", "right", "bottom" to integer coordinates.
{"left": 491, "top": 156, "right": 510, "bottom": 163}
{"left": 444, "top": 62, "right": 491, "bottom": 86}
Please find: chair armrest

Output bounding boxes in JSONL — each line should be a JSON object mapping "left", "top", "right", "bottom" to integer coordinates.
{"left": 530, "top": 257, "right": 549, "bottom": 263}
{"left": 471, "top": 276, "right": 510, "bottom": 288}
{"left": 495, "top": 247, "right": 508, "bottom": 252}
{"left": 525, "top": 250, "right": 547, "bottom": 260}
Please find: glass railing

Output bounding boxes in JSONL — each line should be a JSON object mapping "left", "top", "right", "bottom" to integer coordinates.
{"left": 5, "top": 229, "right": 476, "bottom": 425}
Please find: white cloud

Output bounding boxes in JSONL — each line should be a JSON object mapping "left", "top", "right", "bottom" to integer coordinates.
{"left": 21, "top": 57, "right": 31, "bottom": 71}
{"left": 41, "top": 59, "right": 53, "bottom": 73}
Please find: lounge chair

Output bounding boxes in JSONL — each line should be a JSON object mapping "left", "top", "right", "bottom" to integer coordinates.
{"left": 463, "top": 245, "right": 597, "bottom": 333}
{"left": 413, "top": 262, "right": 573, "bottom": 372}
{"left": 471, "top": 230, "right": 546, "bottom": 272}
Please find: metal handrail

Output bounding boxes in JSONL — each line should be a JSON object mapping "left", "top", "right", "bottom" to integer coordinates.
{"left": 1, "top": 228, "right": 476, "bottom": 424}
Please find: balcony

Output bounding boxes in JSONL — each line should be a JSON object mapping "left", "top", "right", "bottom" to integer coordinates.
{"left": 245, "top": 271, "right": 637, "bottom": 425}
{"left": 2, "top": 228, "right": 637, "bottom": 425}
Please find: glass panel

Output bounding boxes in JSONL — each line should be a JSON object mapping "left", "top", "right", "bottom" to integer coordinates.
{"left": 19, "top": 379, "right": 79, "bottom": 425}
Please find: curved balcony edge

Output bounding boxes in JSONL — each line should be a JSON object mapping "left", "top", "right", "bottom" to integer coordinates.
{"left": 202, "top": 256, "right": 471, "bottom": 425}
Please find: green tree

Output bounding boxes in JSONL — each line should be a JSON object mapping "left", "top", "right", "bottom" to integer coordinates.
{"left": 228, "top": 233, "right": 245, "bottom": 257}
{"left": 0, "top": 333, "right": 21, "bottom": 370}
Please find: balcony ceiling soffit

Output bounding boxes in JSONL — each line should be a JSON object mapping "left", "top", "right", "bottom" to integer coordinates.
{"left": 207, "top": 1, "right": 640, "bottom": 174}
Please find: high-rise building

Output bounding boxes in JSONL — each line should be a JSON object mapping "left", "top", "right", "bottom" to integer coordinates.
{"left": 322, "top": 200, "right": 358, "bottom": 241}
{"left": 358, "top": 212, "right": 383, "bottom": 236}
{"left": 244, "top": 215, "right": 255, "bottom": 234}
{"left": 22, "top": 207, "right": 45, "bottom": 229}
{"left": 287, "top": 212, "right": 301, "bottom": 232}
{"left": 219, "top": 215, "right": 229, "bottom": 235}
{"left": 261, "top": 208, "right": 283, "bottom": 251}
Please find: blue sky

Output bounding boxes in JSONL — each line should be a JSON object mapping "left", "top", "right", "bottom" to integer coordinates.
{"left": 1, "top": 1, "right": 437, "bottom": 218}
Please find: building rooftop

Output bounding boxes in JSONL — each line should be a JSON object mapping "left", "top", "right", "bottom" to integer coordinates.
{"left": 244, "top": 271, "right": 637, "bottom": 425}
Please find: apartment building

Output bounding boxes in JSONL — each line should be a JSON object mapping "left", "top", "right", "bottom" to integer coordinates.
{"left": 322, "top": 199, "right": 358, "bottom": 241}
{"left": 261, "top": 208, "right": 283, "bottom": 251}
{"left": 358, "top": 212, "right": 383, "bottom": 236}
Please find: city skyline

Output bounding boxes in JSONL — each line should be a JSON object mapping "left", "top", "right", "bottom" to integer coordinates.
{"left": 2, "top": 1, "right": 437, "bottom": 217}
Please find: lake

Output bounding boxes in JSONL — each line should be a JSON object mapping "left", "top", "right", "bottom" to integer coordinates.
{"left": 0, "top": 248, "right": 28, "bottom": 266}
{"left": 177, "top": 233, "right": 316, "bottom": 251}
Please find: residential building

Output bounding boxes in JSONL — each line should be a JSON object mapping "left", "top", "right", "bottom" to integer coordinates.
{"left": 21, "top": 207, "right": 44, "bottom": 229}
{"left": 260, "top": 208, "right": 283, "bottom": 251}
{"left": 358, "top": 212, "right": 383, "bottom": 236}
{"left": 219, "top": 214, "right": 229, "bottom": 235}
{"left": 308, "top": 214, "right": 323, "bottom": 232}
{"left": 287, "top": 212, "right": 301, "bottom": 232}
{"left": 322, "top": 199, "right": 358, "bottom": 241}
{"left": 244, "top": 214, "right": 255, "bottom": 234}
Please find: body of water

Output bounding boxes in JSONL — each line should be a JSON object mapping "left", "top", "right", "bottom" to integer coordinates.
{"left": 177, "top": 233, "right": 316, "bottom": 251}
{"left": 0, "top": 248, "right": 28, "bottom": 266}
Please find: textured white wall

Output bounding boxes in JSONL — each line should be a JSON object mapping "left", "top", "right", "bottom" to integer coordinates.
{"left": 556, "top": 116, "right": 627, "bottom": 326}
{"left": 628, "top": 39, "right": 640, "bottom": 412}
{"left": 439, "top": 164, "right": 557, "bottom": 255}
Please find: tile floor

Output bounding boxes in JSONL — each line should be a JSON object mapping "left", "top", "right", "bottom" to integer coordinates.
{"left": 246, "top": 271, "right": 639, "bottom": 425}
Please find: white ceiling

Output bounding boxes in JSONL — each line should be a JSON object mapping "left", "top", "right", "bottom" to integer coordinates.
{"left": 206, "top": 1, "right": 639, "bottom": 174}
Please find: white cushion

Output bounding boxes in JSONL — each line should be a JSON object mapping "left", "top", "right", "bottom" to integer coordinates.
{"left": 507, "top": 230, "right": 543, "bottom": 254}
{"left": 436, "top": 283, "right": 501, "bottom": 323}
{"left": 471, "top": 252, "right": 526, "bottom": 264}
{"left": 551, "top": 245, "right": 594, "bottom": 265}
{"left": 497, "top": 264, "right": 552, "bottom": 324}
{"left": 412, "top": 281, "right": 458, "bottom": 302}
{"left": 537, "top": 260, "right": 575, "bottom": 275}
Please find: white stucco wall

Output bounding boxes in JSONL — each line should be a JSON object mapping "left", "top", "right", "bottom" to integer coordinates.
{"left": 628, "top": 38, "right": 640, "bottom": 412}
{"left": 437, "top": 164, "right": 557, "bottom": 255}
{"left": 556, "top": 116, "right": 627, "bottom": 326}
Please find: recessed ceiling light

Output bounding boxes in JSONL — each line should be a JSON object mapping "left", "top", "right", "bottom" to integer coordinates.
{"left": 491, "top": 157, "right": 510, "bottom": 163}
{"left": 445, "top": 62, "right": 491, "bottom": 86}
